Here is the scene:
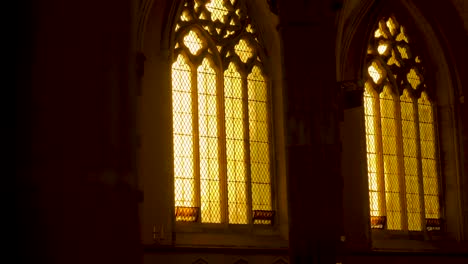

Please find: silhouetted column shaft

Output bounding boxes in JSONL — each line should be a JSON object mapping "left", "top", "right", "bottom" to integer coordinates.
{"left": 278, "top": 1, "right": 343, "bottom": 263}
{"left": 15, "top": 0, "right": 142, "bottom": 263}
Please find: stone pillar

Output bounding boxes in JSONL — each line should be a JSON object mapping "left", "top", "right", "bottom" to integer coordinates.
{"left": 277, "top": 1, "right": 344, "bottom": 263}
{"left": 15, "top": 0, "right": 142, "bottom": 263}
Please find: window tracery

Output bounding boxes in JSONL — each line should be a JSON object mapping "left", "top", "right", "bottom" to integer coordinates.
{"left": 364, "top": 16, "right": 441, "bottom": 232}
{"left": 172, "top": 0, "right": 273, "bottom": 225}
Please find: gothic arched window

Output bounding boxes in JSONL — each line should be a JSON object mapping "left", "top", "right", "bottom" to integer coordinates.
{"left": 364, "top": 16, "right": 441, "bottom": 231}
{"left": 171, "top": 0, "right": 274, "bottom": 225}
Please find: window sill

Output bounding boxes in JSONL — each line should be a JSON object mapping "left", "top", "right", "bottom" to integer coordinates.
{"left": 171, "top": 222, "right": 288, "bottom": 248}
{"left": 143, "top": 244, "right": 289, "bottom": 255}
{"left": 370, "top": 230, "right": 466, "bottom": 253}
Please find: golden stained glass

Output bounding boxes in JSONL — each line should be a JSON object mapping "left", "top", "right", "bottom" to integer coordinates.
{"left": 235, "top": 39, "right": 254, "bottom": 63}
{"left": 386, "top": 17, "right": 398, "bottom": 37}
{"left": 246, "top": 24, "right": 254, "bottom": 33}
{"left": 397, "top": 45, "right": 410, "bottom": 59}
{"left": 401, "top": 90, "right": 422, "bottom": 231}
{"left": 198, "top": 59, "right": 222, "bottom": 223}
{"left": 368, "top": 61, "right": 384, "bottom": 84}
{"left": 375, "top": 28, "right": 383, "bottom": 38}
{"left": 396, "top": 27, "right": 409, "bottom": 43}
{"left": 364, "top": 16, "right": 441, "bottom": 231}
{"left": 225, "top": 63, "right": 248, "bottom": 224}
{"left": 184, "top": 30, "right": 204, "bottom": 55}
{"left": 374, "top": 21, "right": 389, "bottom": 39}
{"left": 206, "top": 0, "right": 228, "bottom": 23}
{"left": 172, "top": 0, "right": 272, "bottom": 225}
{"left": 387, "top": 50, "right": 401, "bottom": 67}
{"left": 173, "top": 55, "right": 196, "bottom": 213}
{"left": 248, "top": 66, "right": 272, "bottom": 218}
{"left": 364, "top": 83, "right": 384, "bottom": 218}
{"left": 181, "top": 9, "right": 192, "bottom": 22}
{"left": 380, "top": 86, "right": 402, "bottom": 230}
{"left": 407, "top": 68, "right": 421, "bottom": 89}
{"left": 377, "top": 42, "right": 389, "bottom": 55}
{"left": 418, "top": 92, "right": 440, "bottom": 219}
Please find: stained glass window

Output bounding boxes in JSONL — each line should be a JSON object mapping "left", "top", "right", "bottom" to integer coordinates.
{"left": 364, "top": 16, "right": 441, "bottom": 231}
{"left": 172, "top": 0, "right": 274, "bottom": 225}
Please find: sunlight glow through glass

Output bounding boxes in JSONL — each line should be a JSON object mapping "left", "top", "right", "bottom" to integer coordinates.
{"left": 172, "top": 0, "right": 272, "bottom": 225}
{"left": 172, "top": 55, "right": 196, "bottom": 212}
{"left": 364, "top": 16, "right": 440, "bottom": 231}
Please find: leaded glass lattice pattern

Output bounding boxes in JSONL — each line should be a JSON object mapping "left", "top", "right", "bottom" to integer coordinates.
{"left": 419, "top": 92, "right": 439, "bottom": 220}
{"left": 225, "top": 63, "right": 248, "bottom": 224}
{"left": 248, "top": 66, "right": 272, "bottom": 224}
{"left": 198, "top": 59, "right": 222, "bottom": 223}
{"left": 172, "top": 0, "right": 273, "bottom": 225}
{"left": 401, "top": 90, "right": 423, "bottom": 231}
{"left": 364, "top": 16, "right": 441, "bottom": 231}
{"left": 380, "top": 87, "right": 403, "bottom": 230}
{"left": 364, "top": 83, "right": 384, "bottom": 219}
{"left": 173, "top": 55, "right": 196, "bottom": 219}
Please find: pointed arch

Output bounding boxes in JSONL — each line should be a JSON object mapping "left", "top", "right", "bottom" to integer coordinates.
{"left": 363, "top": 15, "right": 441, "bottom": 232}
{"left": 171, "top": 0, "right": 274, "bottom": 225}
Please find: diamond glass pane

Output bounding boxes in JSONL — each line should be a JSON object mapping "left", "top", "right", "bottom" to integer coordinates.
{"left": 197, "top": 59, "right": 222, "bottom": 223}
{"left": 418, "top": 92, "right": 440, "bottom": 219}
{"left": 407, "top": 68, "right": 421, "bottom": 90}
{"left": 225, "top": 63, "right": 248, "bottom": 224}
{"left": 184, "top": 30, "right": 204, "bottom": 55}
{"left": 380, "top": 87, "right": 402, "bottom": 230}
{"left": 400, "top": 91, "right": 422, "bottom": 230}
{"left": 172, "top": 55, "right": 196, "bottom": 210}
{"left": 368, "top": 61, "right": 384, "bottom": 84}
{"left": 248, "top": 66, "right": 271, "bottom": 212}
{"left": 235, "top": 39, "right": 254, "bottom": 63}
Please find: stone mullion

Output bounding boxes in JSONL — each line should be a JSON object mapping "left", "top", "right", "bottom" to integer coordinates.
{"left": 217, "top": 60, "right": 229, "bottom": 225}
{"left": 190, "top": 61, "right": 202, "bottom": 221}
{"left": 372, "top": 89, "right": 388, "bottom": 221}
{"left": 412, "top": 99, "right": 427, "bottom": 232}
{"left": 394, "top": 97, "right": 409, "bottom": 230}
{"left": 241, "top": 73, "right": 253, "bottom": 225}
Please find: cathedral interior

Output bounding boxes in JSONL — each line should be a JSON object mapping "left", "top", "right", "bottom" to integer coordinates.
{"left": 13, "top": 0, "right": 468, "bottom": 263}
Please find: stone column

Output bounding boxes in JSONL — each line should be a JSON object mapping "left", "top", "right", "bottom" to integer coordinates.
{"left": 277, "top": 1, "right": 344, "bottom": 263}
{"left": 15, "top": 0, "right": 142, "bottom": 263}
